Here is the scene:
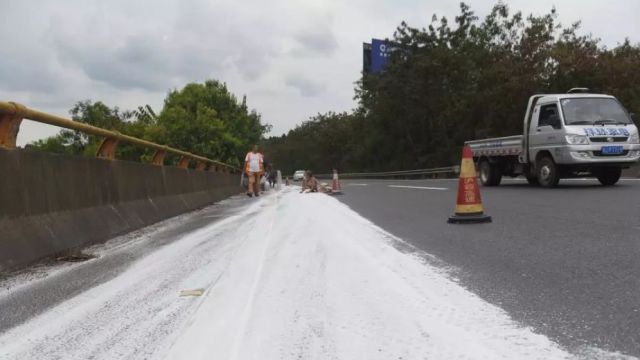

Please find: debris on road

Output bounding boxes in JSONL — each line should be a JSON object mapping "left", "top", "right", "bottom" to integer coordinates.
{"left": 179, "top": 289, "right": 205, "bottom": 297}
{"left": 55, "top": 253, "right": 95, "bottom": 263}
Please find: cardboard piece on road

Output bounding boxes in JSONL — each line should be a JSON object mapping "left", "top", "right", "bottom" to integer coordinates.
{"left": 179, "top": 288, "right": 205, "bottom": 297}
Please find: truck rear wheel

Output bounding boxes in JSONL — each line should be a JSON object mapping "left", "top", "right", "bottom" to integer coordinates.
{"left": 479, "top": 160, "right": 502, "bottom": 186}
{"left": 537, "top": 156, "right": 559, "bottom": 188}
{"left": 596, "top": 168, "right": 622, "bottom": 186}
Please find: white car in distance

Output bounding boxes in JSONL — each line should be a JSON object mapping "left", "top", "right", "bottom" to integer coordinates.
{"left": 292, "top": 170, "right": 305, "bottom": 181}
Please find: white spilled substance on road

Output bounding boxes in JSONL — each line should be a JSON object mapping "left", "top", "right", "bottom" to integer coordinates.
{"left": 0, "top": 188, "right": 625, "bottom": 359}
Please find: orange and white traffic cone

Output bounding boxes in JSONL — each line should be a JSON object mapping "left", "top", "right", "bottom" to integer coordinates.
{"left": 448, "top": 145, "right": 492, "bottom": 224}
{"left": 331, "top": 169, "right": 342, "bottom": 194}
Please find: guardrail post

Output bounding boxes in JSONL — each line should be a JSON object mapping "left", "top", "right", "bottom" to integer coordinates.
{"left": 209, "top": 165, "right": 218, "bottom": 172}
{"left": 150, "top": 150, "right": 166, "bottom": 166}
{"left": 178, "top": 156, "right": 190, "bottom": 169}
{"left": 196, "top": 161, "right": 207, "bottom": 171}
{"left": 0, "top": 102, "right": 26, "bottom": 149}
{"left": 96, "top": 137, "right": 119, "bottom": 160}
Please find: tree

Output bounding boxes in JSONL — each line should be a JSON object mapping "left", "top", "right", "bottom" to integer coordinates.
{"left": 27, "top": 80, "right": 271, "bottom": 167}
{"left": 150, "top": 80, "right": 270, "bottom": 166}
{"left": 265, "top": 2, "right": 640, "bottom": 173}
{"left": 27, "top": 100, "right": 150, "bottom": 161}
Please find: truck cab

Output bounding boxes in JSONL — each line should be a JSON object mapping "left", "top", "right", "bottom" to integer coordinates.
{"left": 467, "top": 90, "right": 640, "bottom": 187}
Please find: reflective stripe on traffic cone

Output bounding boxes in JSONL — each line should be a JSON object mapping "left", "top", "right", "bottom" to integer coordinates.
{"left": 331, "top": 169, "right": 342, "bottom": 194}
{"left": 448, "top": 145, "right": 492, "bottom": 224}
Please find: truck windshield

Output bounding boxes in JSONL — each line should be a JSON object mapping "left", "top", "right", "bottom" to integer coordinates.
{"left": 560, "top": 98, "right": 632, "bottom": 125}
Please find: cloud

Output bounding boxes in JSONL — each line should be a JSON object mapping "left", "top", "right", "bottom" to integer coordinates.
{"left": 291, "top": 25, "right": 339, "bottom": 57}
{"left": 1, "top": 0, "right": 639, "bottom": 145}
{"left": 285, "top": 75, "right": 325, "bottom": 97}
{"left": 53, "top": 37, "right": 170, "bottom": 91}
{"left": 49, "top": 22, "right": 230, "bottom": 92}
{"left": 0, "top": 58, "right": 65, "bottom": 93}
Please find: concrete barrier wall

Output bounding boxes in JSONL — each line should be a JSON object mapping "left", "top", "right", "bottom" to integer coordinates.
{"left": 0, "top": 149, "right": 242, "bottom": 271}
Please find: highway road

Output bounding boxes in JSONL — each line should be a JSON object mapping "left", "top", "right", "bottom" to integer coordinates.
{"left": 1, "top": 179, "right": 639, "bottom": 359}
{"left": 337, "top": 177, "right": 640, "bottom": 357}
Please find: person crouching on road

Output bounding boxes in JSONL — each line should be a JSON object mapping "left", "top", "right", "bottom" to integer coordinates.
{"left": 300, "top": 171, "right": 319, "bottom": 193}
{"left": 244, "top": 144, "right": 264, "bottom": 197}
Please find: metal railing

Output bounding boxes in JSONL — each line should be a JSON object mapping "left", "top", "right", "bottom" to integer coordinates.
{"left": 315, "top": 166, "right": 460, "bottom": 180}
{"left": 0, "top": 101, "right": 238, "bottom": 173}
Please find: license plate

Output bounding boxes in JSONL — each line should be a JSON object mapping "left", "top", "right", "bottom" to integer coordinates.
{"left": 601, "top": 145, "right": 624, "bottom": 155}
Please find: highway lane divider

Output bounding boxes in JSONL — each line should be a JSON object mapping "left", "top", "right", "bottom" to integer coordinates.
{"left": 315, "top": 166, "right": 460, "bottom": 180}
{"left": 388, "top": 185, "right": 448, "bottom": 191}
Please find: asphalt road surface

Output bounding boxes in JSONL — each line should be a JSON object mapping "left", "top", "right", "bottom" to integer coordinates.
{"left": 0, "top": 196, "right": 249, "bottom": 333}
{"left": 2, "top": 188, "right": 580, "bottom": 359}
{"left": 337, "top": 177, "right": 640, "bottom": 357}
{"left": 2, "top": 178, "right": 640, "bottom": 359}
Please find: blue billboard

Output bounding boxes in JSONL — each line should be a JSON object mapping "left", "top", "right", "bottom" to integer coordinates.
{"left": 371, "top": 39, "right": 392, "bottom": 73}
{"left": 363, "top": 39, "right": 400, "bottom": 74}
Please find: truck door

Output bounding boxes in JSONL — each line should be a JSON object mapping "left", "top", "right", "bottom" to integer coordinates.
{"left": 528, "top": 102, "right": 563, "bottom": 164}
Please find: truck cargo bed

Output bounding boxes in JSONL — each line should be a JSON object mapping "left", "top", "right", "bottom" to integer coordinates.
{"left": 465, "top": 135, "right": 523, "bottom": 157}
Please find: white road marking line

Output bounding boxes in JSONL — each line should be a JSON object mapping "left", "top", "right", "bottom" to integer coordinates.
{"left": 502, "top": 177, "right": 640, "bottom": 182}
{"left": 388, "top": 185, "right": 448, "bottom": 191}
{"left": 347, "top": 183, "right": 369, "bottom": 186}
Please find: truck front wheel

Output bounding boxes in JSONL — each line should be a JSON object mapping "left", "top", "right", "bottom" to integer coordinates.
{"left": 537, "top": 157, "right": 559, "bottom": 188}
{"left": 479, "top": 160, "right": 502, "bottom": 186}
{"left": 596, "top": 167, "right": 622, "bottom": 186}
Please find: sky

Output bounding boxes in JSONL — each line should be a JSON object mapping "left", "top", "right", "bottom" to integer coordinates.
{"left": 2, "top": 0, "right": 639, "bottom": 145}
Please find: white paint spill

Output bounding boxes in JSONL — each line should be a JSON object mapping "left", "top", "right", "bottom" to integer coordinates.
{"left": 388, "top": 185, "right": 449, "bottom": 190}
{"left": 0, "top": 189, "right": 631, "bottom": 359}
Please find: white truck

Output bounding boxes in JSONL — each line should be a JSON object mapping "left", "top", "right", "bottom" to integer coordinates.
{"left": 466, "top": 89, "right": 640, "bottom": 187}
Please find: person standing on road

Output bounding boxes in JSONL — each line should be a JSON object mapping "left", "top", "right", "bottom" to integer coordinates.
{"left": 244, "top": 144, "right": 264, "bottom": 197}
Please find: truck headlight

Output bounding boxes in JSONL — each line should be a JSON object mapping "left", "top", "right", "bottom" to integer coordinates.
{"left": 565, "top": 134, "right": 589, "bottom": 145}
{"left": 629, "top": 133, "right": 640, "bottom": 144}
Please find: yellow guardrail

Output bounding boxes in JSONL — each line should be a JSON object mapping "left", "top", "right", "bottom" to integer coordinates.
{"left": 0, "top": 101, "right": 238, "bottom": 173}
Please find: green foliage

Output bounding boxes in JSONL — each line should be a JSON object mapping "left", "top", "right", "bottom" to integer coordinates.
{"left": 26, "top": 136, "right": 74, "bottom": 155}
{"left": 263, "top": 112, "right": 360, "bottom": 174}
{"left": 27, "top": 100, "right": 150, "bottom": 161}
{"left": 150, "top": 80, "right": 268, "bottom": 167}
{"left": 27, "top": 80, "right": 269, "bottom": 167}
{"left": 265, "top": 2, "right": 640, "bottom": 174}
